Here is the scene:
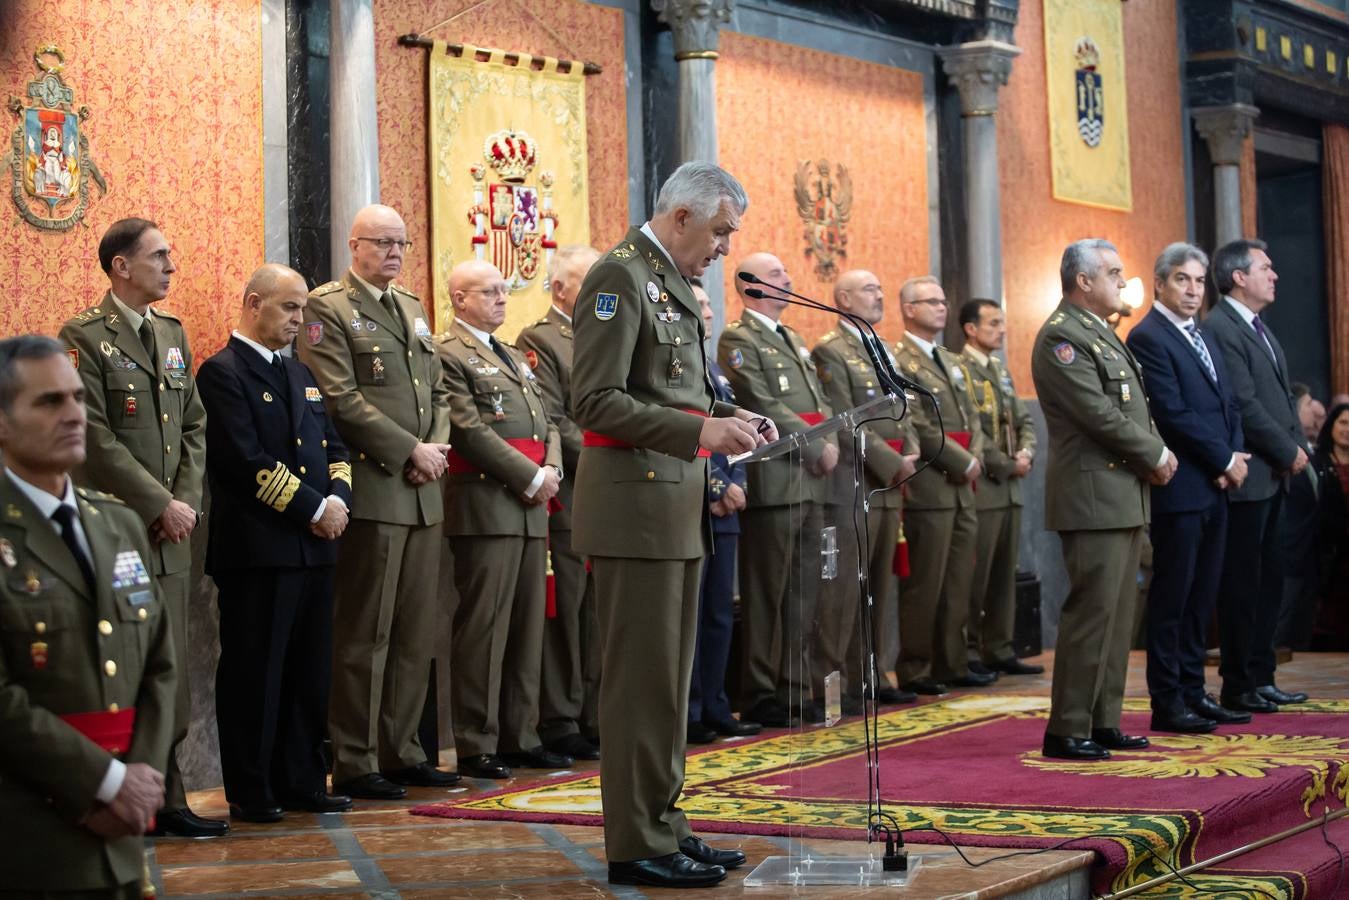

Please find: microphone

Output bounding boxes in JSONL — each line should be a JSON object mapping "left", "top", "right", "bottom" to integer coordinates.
{"left": 737, "top": 274, "right": 925, "bottom": 398}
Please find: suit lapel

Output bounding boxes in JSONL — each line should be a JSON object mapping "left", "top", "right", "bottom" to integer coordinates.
{"left": 453, "top": 320, "right": 520, "bottom": 384}
{"left": 1150, "top": 309, "right": 1221, "bottom": 395}
{"left": 629, "top": 229, "right": 700, "bottom": 322}
{"left": 103, "top": 293, "right": 154, "bottom": 372}
{"left": 1, "top": 477, "right": 89, "bottom": 599}
{"left": 345, "top": 271, "right": 407, "bottom": 345}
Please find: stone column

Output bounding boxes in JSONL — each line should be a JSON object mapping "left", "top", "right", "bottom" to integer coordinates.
{"left": 653, "top": 0, "right": 733, "bottom": 334}
{"left": 329, "top": 0, "right": 381, "bottom": 278}
{"left": 938, "top": 40, "right": 1020, "bottom": 306}
{"left": 1193, "top": 104, "right": 1259, "bottom": 248}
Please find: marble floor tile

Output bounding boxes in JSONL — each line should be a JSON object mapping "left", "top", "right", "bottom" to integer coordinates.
{"left": 357, "top": 823, "right": 548, "bottom": 855}
{"left": 379, "top": 850, "right": 582, "bottom": 885}
{"left": 161, "top": 859, "right": 360, "bottom": 894}
{"left": 154, "top": 832, "right": 336, "bottom": 865}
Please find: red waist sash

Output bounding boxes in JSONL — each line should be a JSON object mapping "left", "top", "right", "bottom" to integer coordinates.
{"left": 799, "top": 412, "right": 825, "bottom": 426}
{"left": 885, "top": 439, "right": 906, "bottom": 453}
{"left": 584, "top": 409, "right": 712, "bottom": 458}
{"left": 947, "top": 431, "right": 972, "bottom": 450}
{"left": 445, "top": 438, "right": 546, "bottom": 475}
{"left": 60, "top": 708, "right": 136, "bottom": 756}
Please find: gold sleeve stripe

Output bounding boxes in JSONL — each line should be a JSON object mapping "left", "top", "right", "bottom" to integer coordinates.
{"left": 256, "top": 462, "right": 302, "bottom": 511}
{"left": 328, "top": 462, "right": 353, "bottom": 487}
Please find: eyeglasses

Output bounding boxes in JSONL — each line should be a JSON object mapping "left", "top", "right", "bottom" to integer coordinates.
{"left": 907, "top": 298, "right": 948, "bottom": 308}
{"left": 465, "top": 286, "right": 510, "bottom": 298}
{"left": 355, "top": 237, "right": 414, "bottom": 253}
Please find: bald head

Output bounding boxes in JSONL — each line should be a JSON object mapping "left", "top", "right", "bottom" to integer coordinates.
{"left": 735, "top": 252, "right": 792, "bottom": 320}
{"left": 834, "top": 268, "right": 884, "bottom": 326}
{"left": 348, "top": 204, "right": 409, "bottom": 288}
{"left": 239, "top": 263, "right": 309, "bottom": 351}
{"left": 547, "top": 245, "right": 602, "bottom": 316}
{"left": 451, "top": 260, "right": 509, "bottom": 333}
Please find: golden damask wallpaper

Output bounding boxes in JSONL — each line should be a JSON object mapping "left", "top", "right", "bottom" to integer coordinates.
{"left": 0, "top": 0, "right": 264, "bottom": 362}
{"left": 999, "top": 0, "right": 1187, "bottom": 395}
{"left": 717, "top": 31, "right": 931, "bottom": 348}
{"left": 373, "top": 0, "right": 629, "bottom": 309}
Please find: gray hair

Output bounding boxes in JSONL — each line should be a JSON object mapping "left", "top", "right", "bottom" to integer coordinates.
{"left": 654, "top": 162, "right": 749, "bottom": 221}
{"left": 546, "top": 244, "right": 600, "bottom": 284}
{"left": 1212, "top": 238, "right": 1269, "bottom": 295}
{"left": 1153, "top": 242, "right": 1209, "bottom": 283}
{"left": 0, "top": 335, "right": 67, "bottom": 413}
{"left": 1060, "top": 239, "right": 1118, "bottom": 294}
{"left": 898, "top": 275, "right": 941, "bottom": 304}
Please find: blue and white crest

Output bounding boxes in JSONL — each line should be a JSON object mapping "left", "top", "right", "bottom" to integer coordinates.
{"left": 594, "top": 292, "right": 618, "bottom": 322}
{"left": 1075, "top": 37, "right": 1103, "bottom": 148}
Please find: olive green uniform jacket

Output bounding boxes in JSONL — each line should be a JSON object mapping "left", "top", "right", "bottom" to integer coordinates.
{"left": 960, "top": 348, "right": 1037, "bottom": 511}
{"left": 515, "top": 307, "right": 581, "bottom": 531}
{"left": 0, "top": 478, "right": 175, "bottom": 891}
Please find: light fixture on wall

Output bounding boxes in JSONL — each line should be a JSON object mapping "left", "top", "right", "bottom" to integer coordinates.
{"left": 1121, "top": 277, "right": 1144, "bottom": 310}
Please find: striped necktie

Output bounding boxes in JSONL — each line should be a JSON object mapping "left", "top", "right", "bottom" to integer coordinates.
{"left": 1184, "top": 322, "right": 1217, "bottom": 382}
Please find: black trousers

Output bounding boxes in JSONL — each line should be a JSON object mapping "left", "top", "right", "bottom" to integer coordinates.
{"left": 689, "top": 531, "right": 737, "bottom": 724}
{"left": 1218, "top": 493, "right": 1285, "bottom": 694}
{"left": 215, "top": 565, "right": 335, "bottom": 805}
{"left": 1146, "top": 500, "right": 1227, "bottom": 711}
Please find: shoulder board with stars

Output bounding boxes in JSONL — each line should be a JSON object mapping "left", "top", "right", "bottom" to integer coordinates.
{"left": 391, "top": 284, "right": 419, "bottom": 299}
{"left": 75, "top": 486, "right": 126, "bottom": 505}
{"left": 610, "top": 242, "right": 637, "bottom": 260}
{"left": 313, "top": 281, "right": 344, "bottom": 296}
{"left": 153, "top": 306, "right": 182, "bottom": 323}
{"left": 819, "top": 330, "right": 838, "bottom": 343}
{"left": 1049, "top": 313, "right": 1066, "bottom": 326}
{"left": 726, "top": 320, "right": 741, "bottom": 330}
{"left": 70, "top": 305, "right": 110, "bottom": 325}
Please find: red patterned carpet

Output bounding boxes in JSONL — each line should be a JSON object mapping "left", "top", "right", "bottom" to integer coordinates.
{"left": 412, "top": 695, "right": 1349, "bottom": 896}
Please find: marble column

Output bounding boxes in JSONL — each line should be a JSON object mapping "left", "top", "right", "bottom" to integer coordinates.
{"left": 653, "top": 0, "right": 733, "bottom": 335}
{"left": 329, "top": 0, "right": 381, "bottom": 278}
{"left": 1193, "top": 104, "right": 1259, "bottom": 248}
{"left": 938, "top": 40, "right": 1020, "bottom": 306}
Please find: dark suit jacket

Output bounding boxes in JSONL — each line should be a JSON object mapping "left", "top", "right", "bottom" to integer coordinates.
{"left": 1202, "top": 298, "right": 1301, "bottom": 503}
{"left": 197, "top": 336, "right": 353, "bottom": 572}
{"left": 706, "top": 360, "right": 746, "bottom": 536}
{"left": 1127, "top": 307, "right": 1243, "bottom": 516}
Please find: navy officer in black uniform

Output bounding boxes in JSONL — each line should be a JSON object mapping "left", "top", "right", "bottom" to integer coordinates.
{"left": 197, "top": 263, "right": 355, "bottom": 822}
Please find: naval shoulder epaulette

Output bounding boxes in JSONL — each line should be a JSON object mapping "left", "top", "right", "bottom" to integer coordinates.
{"left": 313, "top": 281, "right": 344, "bottom": 296}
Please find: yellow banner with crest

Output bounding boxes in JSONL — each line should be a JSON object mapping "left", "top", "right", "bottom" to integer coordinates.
{"left": 1044, "top": 0, "right": 1132, "bottom": 211}
{"left": 428, "top": 42, "right": 590, "bottom": 340}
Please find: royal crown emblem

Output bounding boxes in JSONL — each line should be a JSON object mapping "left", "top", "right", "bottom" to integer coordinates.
{"left": 4, "top": 46, "right": 105, "bottom": 231}
{"left": 467, "top": 129, "right": 558, "bottom": 291}
{"left": 793, "top": 159, "right": 853, "bottom": 281}
{"left": 1074, "top": 36, "right": 1104, "bottom": 149}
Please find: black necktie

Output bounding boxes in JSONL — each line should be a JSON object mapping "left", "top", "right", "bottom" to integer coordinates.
{"left": 776, "top": 323, "right": 792, "bottom": 349}
{"left": 50, "top": 505, "right": 95, "bottom": 597}
{"left": 488, "top": 336, "right": 514, "bottom": 372}
{"left": 931, "top": 345, "right": 947, "bottom": 377}
{"left": 272, "top": 354, "right": 291, "bottom": 402}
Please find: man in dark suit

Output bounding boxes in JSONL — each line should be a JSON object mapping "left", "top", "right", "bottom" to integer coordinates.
{"left": 1203, "top": 239, "right": 1309, "bottom": 712}
{"left": 197, "top": 264, "right": 357, "bottom": 822}
{"left": 687, "top": 279, "right": 759, "bottom": 744}
{"left": 1126, "top": 244, "right": 1252, "bottom": 733}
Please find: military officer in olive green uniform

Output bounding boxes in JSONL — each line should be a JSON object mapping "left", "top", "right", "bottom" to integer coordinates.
{"left": 436, "top": 260, "right": 565, "bottom": 780}
{"left": 58, "top": 218, "right": 221, "bottom": 838}
{"left": 718, "top": 252, "right": 837, "bottom": 725}
{"left": 812, "top": 270, "right": 919, "bottom": 709}
{"left": 1031, "top": 239, "right": 1175, "bottom": 761}
{"left": 297, "top": 204, "right": 456, "bottom": 797}
{"left": 893, "top": 276, "right": 988, "bottom": 696}
{"left": 515, "top": 245, "right": 602, "bottom": 761}
{"left": 0, "top": 336, "right": 176, "bottom": 898}
{"left": 572, "top": 163, "right": 769, "bottom": 889}
{"left": 958, "top": 299, "right": 1043, "bottom": 677}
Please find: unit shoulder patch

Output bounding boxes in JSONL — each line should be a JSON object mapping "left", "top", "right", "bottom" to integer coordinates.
{"left": 1053, "top": 341, "right": 1077, "bottom": 365}
{"left": 594, "top": 292, "right": 619, "bottom": 321}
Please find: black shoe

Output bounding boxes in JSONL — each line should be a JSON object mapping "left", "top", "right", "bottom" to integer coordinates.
{"left": 679, "top": 834, "right": 747, "bottom": 869}
{"left": 547, "top": 732, "right": 600, "bottom": 760}
{"left": 332, "top": 773, "right": 407, "bottom": 800}
{"left": 609, "top": 852, "right": 727, "bottom": 888}
{"left": 384, "top": 762, "right": 461, "bottom": 787}
{"left": 903, "top": 677, "right": 949, "bottom": 696}
{"left": 1149, "top": 708, "right": 1217, "bottom": 734}
{"left": 500, "top": 747, "right": 574, "bottom": 769}
{"left": 707, "top": 718, "right": 761, "bottom": 737}
{"left": 792, "top": 699, "right": 826, "bottom": 725}
{"left": 968, "top": 660, "right": 994, "bottom": 676}
{"left": 948, "top": 668, "right": 997, "bottom": 688}
{"left": 842, "top": 694, "right": 864, "bottom": 716}
{"left": 1257, "top": 684, "right": 1308, "bottom": 705}
{"left": 990, "top": 657, "right": 1046, "bottom": 676}
{"left": 149, "top": 808, "right": 230, "bottom": 838}
{"left": 744, "top": 698, "right": 798, "bottom": 728}
{"left": 1091, "top": 728, "right": 1150, "bottom": 749}
{"left": 1221, "top": 690, "right": 1278, "bottom": 713}
{"left": 1190, "top": 694, "right": 1251, "bottom": 724}
{"left": 457, "top": 753, "right": 512, "bottom": 779}
{"left": 227, "top": 802, "right": 284, "bottom": 824}
{"left": 873, "top": 685, "right": 918, "bottom": 704}
{"left": 280, "top": 791, "right": 353, "bottom": 813}
{"left": 1042, "top": 733, "right": 1110, "bottom": 760}
{"left": 687, "top": 721, "right": 719, "bottom": 744}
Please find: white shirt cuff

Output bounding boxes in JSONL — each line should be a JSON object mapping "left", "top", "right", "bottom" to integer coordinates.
{"left": 964, "top": 458, "right": 978, "bottom": 475}
{"left": 1225, "top": 453, "right": 1239, "bottom": 473}
{"left": 1157, "top": 447, "right": 1171, "bottom": 468}
{"left": 523, "top": 466, "right": 547, "bottom": 499}
{"left": 309, "top": 498, "right": 327, "bottom": 524}
{"left": 95, "top": 758, "right": 126, "bottom": 805}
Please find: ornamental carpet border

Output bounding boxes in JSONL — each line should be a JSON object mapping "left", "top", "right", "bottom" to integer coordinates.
{"left": 412, "top": 696, "right": 1349, "bottom": 896}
